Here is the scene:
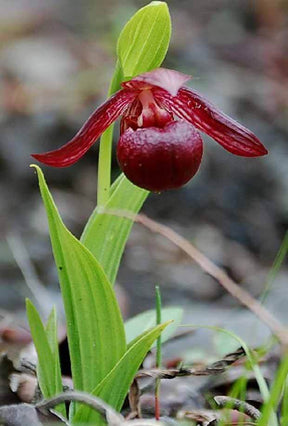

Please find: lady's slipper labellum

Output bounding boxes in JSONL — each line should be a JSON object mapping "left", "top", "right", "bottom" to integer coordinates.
{"left": 32, "top": 68, "right": 268, "bottom": 192}
{"left": 117, "top": 121, "right": 203, "bottom": 192}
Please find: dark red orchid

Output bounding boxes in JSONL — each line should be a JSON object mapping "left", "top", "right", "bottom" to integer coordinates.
{"left": 32, "top": 68, "right": 267, "bottom": 192}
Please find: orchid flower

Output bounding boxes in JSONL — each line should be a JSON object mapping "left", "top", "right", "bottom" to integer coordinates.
{"left": 32, "top": 68, "right": 267, "bottom": 192}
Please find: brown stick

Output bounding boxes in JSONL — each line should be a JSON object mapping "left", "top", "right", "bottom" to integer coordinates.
{"left": 214, "top": 395, "right": 261, "bottom": 420}
{"left": 105, "top": 209, "right": 288, "bottom": 347}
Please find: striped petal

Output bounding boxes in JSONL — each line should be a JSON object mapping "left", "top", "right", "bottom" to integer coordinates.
{"left": 154, "top": 87, "right": 268, "bottom": 157}
{"left": 32, "top": 89, "right": 137, "bottom": 167}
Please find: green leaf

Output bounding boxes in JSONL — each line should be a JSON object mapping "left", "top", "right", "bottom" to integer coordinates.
{"left": 26, "top": 301, "right": 65, "bottom": 416}
{"left": 260, "top": 231, "right": 288, "bottom": 304}
{"left": 45, "top": 307, "right": 63, "bottom": 391}
{"left": 117, "top": 1, "right": 171, "bottom": 78}
{"left": 125, "top": 307, "right": 183, "bottom": 345}
{"left": 45, "top": 307, "right": 58, "bottom": 350}
{"left": 31, "top": 165, "right": 126, "bottom": 393}
{"left": 73, "top": 321, "right": 171, "bottom": 424}
{"left": 259, "top": 355, "right": 288, "bottom": 426}
{"left": 81, "top": 174, "right": 148, "bottom": 285}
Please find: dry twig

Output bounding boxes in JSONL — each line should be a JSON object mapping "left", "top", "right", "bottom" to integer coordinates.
{"left": 214, "top": 395, "right": 261, "bottom": 420}
{"left": 105, "top": 209, "right": 288, "bottom": 347}
{"left": 36, "top": 390, "right": 124, "bottom": 425}
{"left": 127, "top": 379, "right": 141, "bottom": 419}
{"left": 136, "top": 347, "right": 245, "bottom": 380}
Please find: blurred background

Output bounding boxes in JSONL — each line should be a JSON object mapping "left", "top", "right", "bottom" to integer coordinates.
{"left": 0, "top": 0, "right": 287, "bottom": 350}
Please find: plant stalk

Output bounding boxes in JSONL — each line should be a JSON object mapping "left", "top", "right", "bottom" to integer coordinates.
{"left": 97, "top": 60, "right": 123, "bottom": 207}
{"left": 155, "top": 285, "right": 162, "bottom": 421}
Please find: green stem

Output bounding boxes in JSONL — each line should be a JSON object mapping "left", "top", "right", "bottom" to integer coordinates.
{"left": 97, "top": 60, "right": 123, "bottom": 207}
{"left": 258, "top": 354, "right": 288, "bottom": 426}
{"left": 282, "top": 371, "right": 288, "bottom": 425}
{"left": 156, "top": 286, "right": 162, "bottom": 368}
{"left": 155, "top": 285, "right": 162, "bottom": 420}
{"left": 97, "top": 126, "right": 114, "bottom": 206}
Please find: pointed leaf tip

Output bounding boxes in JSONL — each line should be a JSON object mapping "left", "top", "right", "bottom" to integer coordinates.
{"left": 117, "top": 1, "right": 171, "bottom": 77}
{"left": 30, "top": 164, "right": 44, "bottom": 181}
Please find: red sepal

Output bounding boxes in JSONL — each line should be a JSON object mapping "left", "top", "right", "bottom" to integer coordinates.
{"left": 32, "top": 89, "right": 136, "bottom": 167}
{"left": 154, "top": 87, "right": 268, "bottom": 157}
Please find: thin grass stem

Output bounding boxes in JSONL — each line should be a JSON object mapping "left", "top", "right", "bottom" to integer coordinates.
{"left": 155, "top": 285, "right": 162, "bottom": 421}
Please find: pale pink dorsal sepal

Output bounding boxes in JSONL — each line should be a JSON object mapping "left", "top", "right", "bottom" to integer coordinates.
{"left": 122, "top": 68, "right": 191, "bottom": 96}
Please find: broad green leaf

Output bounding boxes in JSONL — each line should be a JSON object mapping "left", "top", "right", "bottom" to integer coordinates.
{"left": 26, "top": 301, "right": 65, "bottom": 415}
{"left": 45, "top": 307, "right": 64, "bottom": 407}
{"left": 73, "top": 321, "right": 171, "bottom": 424}
{"left": 117, "top": 1, "right": 171, "bottom": 78}
{"left": 45, "top": 307, "right": 62, "bottom": 383}
{"left": 125, "top": 307, "right": 183, "bottom": 345}
{"left": 45, "top": 307, "right": 59, "bottom": 352}
{"left": 81, "top": 174, "right": 148, "bottom": 285}
{"left": 32, "top": 165, "right": 126, "bottom": 393}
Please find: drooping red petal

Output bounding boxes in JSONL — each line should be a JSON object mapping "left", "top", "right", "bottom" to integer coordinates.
{"left": 32, "top": 89, "right": 137, "bottom": 167}
{"left": 117, "top": 121, "right": 203, "bottom": 192}
{"left": 154, "top": 87, "right": 268, "bottom": 157}
{"left": 122, "top": 68, "right": 191, "bottom": 96}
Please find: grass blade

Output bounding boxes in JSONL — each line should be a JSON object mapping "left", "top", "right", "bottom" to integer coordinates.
{"left": 261, "top": 231, "right": 288, "bottom": 304}
{"left": 258, "top": 355, "right": 288, "bottom": 426}
{"left": 155, "top": 286, "right": 162, "bottom": 421}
